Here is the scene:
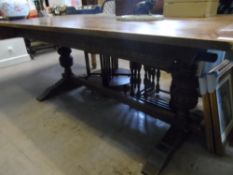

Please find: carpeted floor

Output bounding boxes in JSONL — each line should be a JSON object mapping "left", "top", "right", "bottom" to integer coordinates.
{"left": 0, "top": 49, "right": 232, "bottom": 175}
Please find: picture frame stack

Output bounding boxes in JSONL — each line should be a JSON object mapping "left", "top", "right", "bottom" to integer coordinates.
{"left": 203, "top": 60, "right": 233, "bottom": 155}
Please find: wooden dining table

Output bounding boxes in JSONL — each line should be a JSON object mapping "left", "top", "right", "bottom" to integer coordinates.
{"left": 0, "top": 14, "right": 233, "bottom": 175}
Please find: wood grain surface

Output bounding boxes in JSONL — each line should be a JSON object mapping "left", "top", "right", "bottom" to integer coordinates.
{"left": 0, "top": 15, "right": 233, "bottom": 50}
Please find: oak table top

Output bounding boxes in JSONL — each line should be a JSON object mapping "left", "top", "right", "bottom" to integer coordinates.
{"left": 0, "top": 15, "right": 233, "bottom": 51}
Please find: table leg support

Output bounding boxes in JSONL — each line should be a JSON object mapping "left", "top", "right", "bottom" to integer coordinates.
{"left": 142, "top": 61, "right": 199, "bottom": 175}
{"left": 170, "top": 61, "right": 199, "bottom": 130}
{"left": 142, "top": 127, "right": 188, "bottom": 175}
{"left": 37, "top": 47, "right": 81, "bottom": 101}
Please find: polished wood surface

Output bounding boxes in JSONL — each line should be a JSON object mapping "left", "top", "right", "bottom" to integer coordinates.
{"left": 0, "top": 15, "right": 233, "bottom": 50}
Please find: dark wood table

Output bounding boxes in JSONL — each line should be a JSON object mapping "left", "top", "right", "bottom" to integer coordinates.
{"left": 0, "top": 15, "right": 233, "bottom": 175}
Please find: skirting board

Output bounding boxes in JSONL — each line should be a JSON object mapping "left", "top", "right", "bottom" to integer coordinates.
{"left": 0, "top": 54, "right": 31, "bottom": 68}
{"left": 0, "top": 37, "right": 31, "bottom": 68}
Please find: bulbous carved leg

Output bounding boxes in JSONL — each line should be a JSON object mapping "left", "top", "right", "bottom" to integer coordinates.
{"left": 58, "top": 47, "right": 74, "bottom": 78}
{"left": 37, "top": 47, "right": 80, "bottom": 101}
{"left": 170, "top": 61, "right": 199, "bottom": 130}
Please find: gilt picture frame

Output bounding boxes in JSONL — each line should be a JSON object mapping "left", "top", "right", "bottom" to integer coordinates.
{"left": 207, "top": 61, "right": 233, "bottom": 155}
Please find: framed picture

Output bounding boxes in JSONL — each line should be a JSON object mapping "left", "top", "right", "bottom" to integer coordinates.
{"left": 216, "top": 74, "right": 233, "bottom": 143}
{"left": 199, "top": 50, "right": 226, "bottom": 153}
{"left": 207, "top": 61, "right": 233, "bottom": 155}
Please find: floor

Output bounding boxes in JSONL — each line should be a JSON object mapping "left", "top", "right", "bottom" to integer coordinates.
{"left": 0, "top": 49, "right": 233, "bottom": 175}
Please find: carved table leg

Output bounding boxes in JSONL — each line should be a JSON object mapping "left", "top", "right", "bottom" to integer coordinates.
{"left": 142, "top": 61, "right": 199, "bottom": 175}
{"left": 37, "top": 47, "right": 80, "bottom": 101}
{"left": 170, "top": 61, "right": 199, "bottom": 130}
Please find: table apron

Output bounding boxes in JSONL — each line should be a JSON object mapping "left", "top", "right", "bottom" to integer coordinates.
{"left": 13, "top": 28, "right": 205, "bottom": 71}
